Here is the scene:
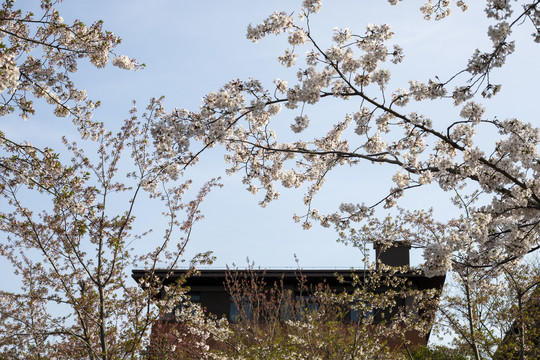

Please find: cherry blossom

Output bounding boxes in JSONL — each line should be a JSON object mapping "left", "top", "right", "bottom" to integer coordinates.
{"left": 0, "top": 0, "right": 142, "bottom": 125}
{"left": 151, "top": 0, "right": 540, "bottom": 278}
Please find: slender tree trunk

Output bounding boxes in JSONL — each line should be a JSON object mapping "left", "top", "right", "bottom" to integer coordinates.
{"left": 98, "top": 282, "right": 107, "bottom": 360}
{"left": 350, "top": 317, "right": 360, "bottom": 360}
{"left": 97, "top": 222, "right": 107, "bottom": 359}
{"left": 517, "top": 292, "right": 525, "bottom": 360}
{"left": 464, "top": 278, "right": 481, "bottom": 360}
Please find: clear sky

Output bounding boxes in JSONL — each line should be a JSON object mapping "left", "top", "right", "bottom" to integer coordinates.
{"left": 3, "top": 0, "right": 539, "bottom": 270}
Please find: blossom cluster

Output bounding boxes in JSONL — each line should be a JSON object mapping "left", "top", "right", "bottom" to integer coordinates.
{"left": 0, "top": 53, "right": 19, "bottom": 93}
{"left": 0, "top": 0, "right": 140, "bottom": 130}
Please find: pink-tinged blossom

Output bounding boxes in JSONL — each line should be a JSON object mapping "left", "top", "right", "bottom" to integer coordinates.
{"left": 0, "top": 54, "right": 19, "bottom": 93}
{"left": 278, "top": 49, "right": 298, "bottom": 67}
{"left": 246, "top": 12, "right": 294, "bottom": 43}
{"left": 302, "top": 0, "right": 322, "bottom": 13}
{"left": 288, "top": 29, "right": 307, "bottom": 45}
{"left": 459, "top": 101, "right": 485, "bottom": 124}
{"left": 291, "top": 115, "right": 309, "bottom": 133}
{"left": 112, "top": 55, "right": 136, "bottom": 70}
{"left": 332, "top": 27, "right": 352, "bottom": 44}
{"left": 54, "top": 104, "right": 70, "bottom": 117}
{"left": 273, "top": 78, "right": 288, "bottom": 93}
{"left": 423, "top": 243, "right": 452, "bottom": 277}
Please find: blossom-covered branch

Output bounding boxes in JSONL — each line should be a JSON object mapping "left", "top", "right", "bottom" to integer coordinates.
{"left": 151, "top": 0, "right": 540, "bottom": 276}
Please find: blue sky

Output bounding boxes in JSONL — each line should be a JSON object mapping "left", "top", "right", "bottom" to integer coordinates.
{"left": 4, "top": 0, "right": 539, "bottom": 270}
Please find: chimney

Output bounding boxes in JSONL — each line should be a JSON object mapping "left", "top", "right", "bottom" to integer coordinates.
{"left": 374, "top": 241, "right": 411, "bottom": 268}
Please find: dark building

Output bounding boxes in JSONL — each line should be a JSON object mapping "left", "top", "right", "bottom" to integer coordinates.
{"left": 132, "top": 243, "right": 446, "bottom": 351}
{"left": 132, "top": 268, "right": 444, "bottom": 324}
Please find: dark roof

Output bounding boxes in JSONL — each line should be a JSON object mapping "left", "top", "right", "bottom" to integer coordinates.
{"left": 132, "top": 268, "right": 445, "bottom": 291}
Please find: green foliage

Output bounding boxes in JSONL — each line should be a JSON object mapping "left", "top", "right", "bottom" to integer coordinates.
{"left": 410, "top": 345, "right": 470, "bottom": 360}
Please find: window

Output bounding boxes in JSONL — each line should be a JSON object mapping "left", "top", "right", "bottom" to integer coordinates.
{"left": 229, "top": 296, "right": 252, "bottom": 322}
{"left": 189, "top": 292, "right": 200, "bottom": 303}
{"left": 295, "top": 295, "right": 318, "bottom": 320}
